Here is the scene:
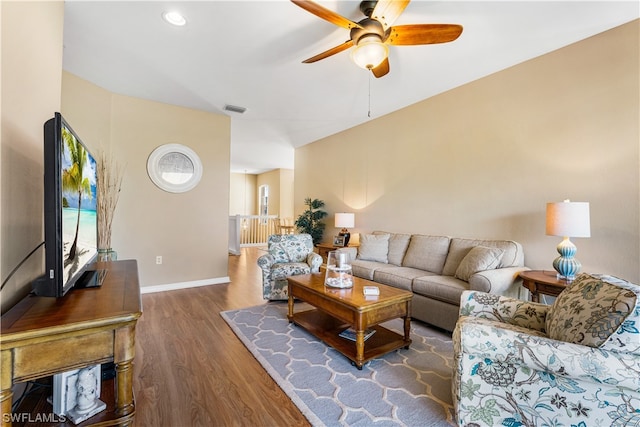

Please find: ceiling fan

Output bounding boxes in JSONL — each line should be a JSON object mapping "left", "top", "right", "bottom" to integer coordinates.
{"left": 291, "top": 0, "right": 463, "bottom": 78}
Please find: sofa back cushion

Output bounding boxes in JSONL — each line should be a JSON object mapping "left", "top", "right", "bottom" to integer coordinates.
{"left": 442, "top": 238, "right": 523, "bottom": 277}
{"left": 545, "top": 273, "right": 640, "bottom": 354}
{"left": 357, "top": 234, "right": 390, "bottom": 263}
{"left": 373, "top": 231, "right": 411, "bottom": 266}
{"left": 401, "top": 235, "right": 450, "bottom": 274}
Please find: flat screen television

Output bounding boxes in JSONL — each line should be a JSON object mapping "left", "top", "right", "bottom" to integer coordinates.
{"left": 32, "top": 113, "right": 106, "bottom": 297}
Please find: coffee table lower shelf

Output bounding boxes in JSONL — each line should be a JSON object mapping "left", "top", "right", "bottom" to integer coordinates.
{"left": 289, "top": 309, "right": 410, "bottom": 368}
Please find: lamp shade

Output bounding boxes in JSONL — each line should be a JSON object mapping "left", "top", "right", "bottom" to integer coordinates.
{"left": 546, "top": 201, "right": 590, "bottom": 237}
{"left": 335, "top": 213, "right": 355, "bottom": 229}
{"left": 350, "top": 35, "right": 388, "bottom": 70}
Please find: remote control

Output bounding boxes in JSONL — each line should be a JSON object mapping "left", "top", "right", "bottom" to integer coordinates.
{"left": 363, "top": 286, "right": 380, "bottom": 296}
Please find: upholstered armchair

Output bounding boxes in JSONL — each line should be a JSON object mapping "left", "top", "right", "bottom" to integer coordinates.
{"left": 257, "top": 234, "right": 323, "bottom": 300}
{"left": 453, "top": 273, "right": 640, "bottom": 427}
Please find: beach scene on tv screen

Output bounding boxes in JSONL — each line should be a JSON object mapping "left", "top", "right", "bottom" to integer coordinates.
{"left": 61, "top": 125, "right": 97, "bottom": 285}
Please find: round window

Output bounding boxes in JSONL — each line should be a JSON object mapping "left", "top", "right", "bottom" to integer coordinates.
{"left": 147, "top": 144, "right": 202, "bottom": 193}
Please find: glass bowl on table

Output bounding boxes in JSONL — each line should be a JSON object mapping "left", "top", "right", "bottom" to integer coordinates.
{"left": 324, "top": 251, "right": 353, "bottom": 288}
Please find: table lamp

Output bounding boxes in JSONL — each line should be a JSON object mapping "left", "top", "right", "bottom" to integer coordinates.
{"left": 335, "top": 213, "right": 355, "bottom": 246}
{"left": 546, "top": 200, "right": 590, "bottom": 281}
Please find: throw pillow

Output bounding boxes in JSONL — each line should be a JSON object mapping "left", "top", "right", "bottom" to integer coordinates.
{"left": 545, "top": 273, "right": 639, "bottom": 349}
{"left": 373, "top": 231, "right": 411, "bottom": 266}
{"left": 358, "top": 234, "right": 390, "bottom": 263}
{"left": 454, "top": 246, "right": 505, "bottom": 281}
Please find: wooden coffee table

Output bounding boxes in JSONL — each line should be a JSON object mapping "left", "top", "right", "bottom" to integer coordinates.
{"left": 287, "top": 273, "right": 412, "bottom": 369}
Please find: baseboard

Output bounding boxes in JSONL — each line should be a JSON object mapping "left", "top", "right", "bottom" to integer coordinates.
{"left": 140, "top": 276, "right": 231, "bottom": 294}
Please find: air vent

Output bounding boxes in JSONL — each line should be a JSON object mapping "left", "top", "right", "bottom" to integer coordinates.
{"left": 223, "top": 104, "right": 247, "bottom": 114}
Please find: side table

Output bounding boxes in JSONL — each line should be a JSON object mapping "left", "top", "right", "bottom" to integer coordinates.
{"left": 519, "top": 270, "right": 568, "bottom": 303}
{"left": 315, "top": 243, "right": 358, "bottom": 263}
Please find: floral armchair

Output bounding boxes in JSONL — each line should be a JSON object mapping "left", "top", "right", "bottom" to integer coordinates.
{"left": 257, "top": 234, "right": 323, "bottom": 300}
{"left": 453, "top": 273, "right": 640, "bottom": 427}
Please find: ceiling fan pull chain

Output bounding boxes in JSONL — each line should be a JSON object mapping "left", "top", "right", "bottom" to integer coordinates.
{"left": 368, "top": 73, "right": 372, "bottom": 118}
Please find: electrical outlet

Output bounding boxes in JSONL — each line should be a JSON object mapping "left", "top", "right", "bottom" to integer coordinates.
{"left": 156, "top": 256, "right": 162, "bottom": 265}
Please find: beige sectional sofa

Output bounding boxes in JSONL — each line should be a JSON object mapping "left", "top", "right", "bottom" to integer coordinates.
{"left": 337, "top": 231, "right": 528, "bottom": 332}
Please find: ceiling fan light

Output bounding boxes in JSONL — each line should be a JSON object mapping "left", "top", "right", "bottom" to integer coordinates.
{"left": 350, "top": 35, "right": 388, "bottom": 70}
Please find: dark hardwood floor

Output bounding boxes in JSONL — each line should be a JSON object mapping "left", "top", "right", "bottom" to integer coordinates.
{"left": 133, "top": 247, "right": 310, "bottom": 427}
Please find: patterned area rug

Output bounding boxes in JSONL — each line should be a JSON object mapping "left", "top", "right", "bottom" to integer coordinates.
{"left": 221, "top": 303, "right": 455, "bottom": 426}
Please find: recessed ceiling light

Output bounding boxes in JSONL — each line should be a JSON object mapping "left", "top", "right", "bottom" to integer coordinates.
{"left": 162, "top": 11, "right": 186, "bottom": 27}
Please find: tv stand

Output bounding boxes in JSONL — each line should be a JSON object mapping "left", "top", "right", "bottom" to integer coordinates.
{"left": 0, "top": 260, "right": 141, "bottom": 426}
{"left": 74, "top": 267, "right": 108, "bottom": 289}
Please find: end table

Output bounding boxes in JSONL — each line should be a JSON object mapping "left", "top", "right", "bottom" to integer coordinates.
{"left": 315, "top": 242, "right": 358, "bottom": 263}
{"left": 519, "top": 270, "right": 569, "bottom": 303}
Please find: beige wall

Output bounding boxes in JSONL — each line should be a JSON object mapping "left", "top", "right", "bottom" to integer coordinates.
{"left": 60, "top": 70, "right": 112, "bottom": 149}
{"left": 229, "top": 172, "right": 256, "bottom": 215}
{"left": 295, "top": 21, "right": 639, "bottom": 283}
{"left": 1, "top": 1, "right": 64, "bottom": 313}
{"left": 279, "top": 168, "right": 294, "bottom": 220}
{"left": 62, "top": 72, "right": 231, "bottom": 288}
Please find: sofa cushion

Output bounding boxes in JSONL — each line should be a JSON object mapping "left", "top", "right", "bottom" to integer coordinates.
{"left": 351, "top": 259, "right": 387, "bottom": 281}
{"left": 373, "top": 231, "right": 411, "bottom": 266}
{"left": 357, "top": 234, "right": 390, "bottom": 263}
{"left": 401, "top": 235, "right": 450, "bottom": 274}
{"left": 271, "top": 263, "right": 311, "bottom": 279}
{"left": 454, "top": 246, "right": 505, "bottom": 281}
{"left": 460, "top": 291, "right": 549, "bottom": 332}
{"left": 413, "top": 275, "right": 470, "bottom": 305}
{"left": 546, "top": 273, "right": 640, "bottom": 352}
{"left": 442, "top": 238, "right": 522, "bottom": 277}
{"left": 373, "top": 266, "right": 431, "bottom": 292}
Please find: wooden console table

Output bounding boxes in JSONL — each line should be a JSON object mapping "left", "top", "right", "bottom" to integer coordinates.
{"left": 0, "top": 259, "right": 142, "bottom": 426}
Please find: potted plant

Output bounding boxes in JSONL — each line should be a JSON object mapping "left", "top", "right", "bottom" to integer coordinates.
{"left": 294, "top": 198, "right": 327, "bottom": 245}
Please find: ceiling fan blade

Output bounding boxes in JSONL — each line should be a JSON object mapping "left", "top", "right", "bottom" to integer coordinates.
{"left": 371, "top": 57, "right": 390, "bottom": 78}
{"left": 371, "top": 0, "right": 410, "bottom": 30}
{"left": 385, "top": 24, "right": 463, "bottom": 45}
{"left": 290, "top": 0, "right": 363, "bottom": 30}
{"left": 302, "top": 40, "right": 354, "bottom": 63}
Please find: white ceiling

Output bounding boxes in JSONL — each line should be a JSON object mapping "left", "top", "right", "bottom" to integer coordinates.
{"left": 62, "top": 1, "right": 639, "bottom": 174}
